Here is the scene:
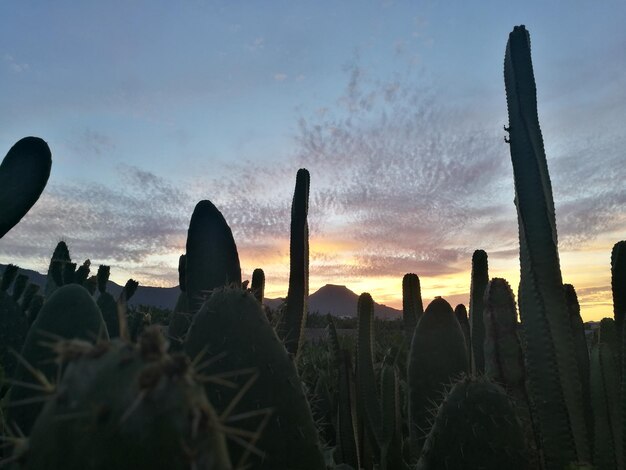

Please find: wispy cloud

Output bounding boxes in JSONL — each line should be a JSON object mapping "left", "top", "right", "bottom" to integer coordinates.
{"left": 3, "top": 54, "right": 29, "bottom": 73}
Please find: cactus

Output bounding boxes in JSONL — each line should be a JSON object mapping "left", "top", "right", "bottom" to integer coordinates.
{"left": 185, "top": 200, "right": 241, "bottom": 313}
{"left": 416, "top": 376, "right": 527, "bottom": 470}
{"left": 402, "top": 273, "right": 423, "bottom": 344}
{"left": 74, "top": 259, "right": 90, "bottom": 285}
{"left": 408, "top": 297, "right": 468, "bottom": 453}
{"left": 44, "top": 241, "right": 70, "bottom": 297}
{"left": 355, "top": 293, "right": 382, "bottom": 454}
{"left": 335, "top": 349, "right": 360, "bottom": 470}
{"left": 0, "top": 265, "right": 29, "bottom": 386}
{"left": 612, "top": 241, "right": 626, "bottom": 335}
{"left": 0, "top": 137, "right": 51, "bottom": 239}
{"left": 564, "top": 284, "right": 593, "bottom": 453}
{"left": 591, "top": 342, "right": 619, "bottom": 470}
{"left": 13, "top": 328, "right": 232, "bottom": 470}
{"left": 168, "top": 254, "right": 192, "bottom": 350}
{"left": 184, "top": 287, "right": 325, "bottom": 469}
{"left": 504, "top": 24, "right": 590, "bottom": 466}
{"left": 469, "top": 249, "right": 489, "bottom": 374}
{"left": 483, "top": 278, "right": 525, "bottom": 396}
{"left": 454, "top": 304, "right": 471, "bottom": 367}
{"left": 277, "top": 168, "right": 310, "bottom": 357}
{"left": 96, "top": 265, "right": 119, "bottom": 338}
{"left": 12, "top": 274, "right": 28, "bottom": 302}
{"left": 251, "top": 268, "right": 265, "bottom": 304}
{"left": 6, "top": 284, "right": 108, "bottom": 434}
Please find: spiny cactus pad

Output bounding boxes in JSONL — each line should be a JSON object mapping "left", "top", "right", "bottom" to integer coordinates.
{"left": 184, "top": 287, "right": 325, "bottom": 470}
{"left": 14, "top": 328, "right": 232, "bottom": 470}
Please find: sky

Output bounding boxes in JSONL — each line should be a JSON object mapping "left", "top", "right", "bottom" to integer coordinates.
{"left": 1, "top": 1, "right": 625, "bottom": 321}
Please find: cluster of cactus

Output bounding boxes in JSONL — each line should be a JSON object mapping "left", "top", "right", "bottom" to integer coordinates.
{"left": 0, "top": 24, "right": 624, "bottom": 470}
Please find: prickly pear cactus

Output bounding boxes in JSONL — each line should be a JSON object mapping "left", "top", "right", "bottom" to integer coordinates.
{"left": 12, "top": 327, "right": 232, "bottom": 470}
{"left": 0, "top": 137, "right": 51, "bottom": 239}
{"left": 416, "top": 376, "right": 527, "bottom": 470}
{"left": 7, "top": 284, "right": 108, "bottom": 435}
{"left": 184, "top": 287, "right": 325, "bottom": 470}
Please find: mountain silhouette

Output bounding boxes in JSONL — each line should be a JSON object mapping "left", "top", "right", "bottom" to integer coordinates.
{"left": 265, "top": 284, "right": 401, "bottom": 319}
{"left": 0, "top": 266, "right": 402, "bottom": 318}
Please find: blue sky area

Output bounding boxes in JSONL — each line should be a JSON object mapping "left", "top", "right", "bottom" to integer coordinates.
{"left": 1, "top": 1, "right": 625, "bottom": 319}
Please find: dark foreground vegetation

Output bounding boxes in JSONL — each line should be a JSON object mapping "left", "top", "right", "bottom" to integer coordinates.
{"left": 0, "top": 26, "right": 624, "bottom": 470}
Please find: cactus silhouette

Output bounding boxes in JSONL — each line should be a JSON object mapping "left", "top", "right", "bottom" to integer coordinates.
{"left": 469, "top": 249, "right": 489, "bottom": 373}
{"left": 402, "top": 273, "right": 423, "bottom": 344}
{"left": 0, "top": 137, "right": 51, "bottom": 239}
{"left": 504, "top": 24, "right": 591, "bottom": 467}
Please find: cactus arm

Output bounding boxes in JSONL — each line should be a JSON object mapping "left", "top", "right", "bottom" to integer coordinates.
{"left": 504, "top": 25, "right": 590, "bottom": 466}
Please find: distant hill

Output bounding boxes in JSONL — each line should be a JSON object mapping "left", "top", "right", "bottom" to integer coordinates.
{"left": 0, "top": 266, "right": 402, "bottom": 318}
{"left": 0, "top": 264, "right": 180, "bottom": 309}
{"left": 266, "top": 284, "right": 401, "bottom": 319}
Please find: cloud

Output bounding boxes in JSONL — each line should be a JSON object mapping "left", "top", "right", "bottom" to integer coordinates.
{"left": 3, "top": 54, "right": 29, "bottom": 73}
{"left": 248, "top": 37, "right": 265, "bottom": 52}
{"left": 68, "top": 129, "right": 116, "bottom": 158}
{"left": 274, "top": 73, "right": 287, "bottom": 82}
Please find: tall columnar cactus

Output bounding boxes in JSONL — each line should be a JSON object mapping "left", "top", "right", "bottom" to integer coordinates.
{"left": 416, "top": 376, "right": 527, "bottom": 470}
{"left": 469, "top": 249, "right": 489, "bottom": 374}
{"left": 504, "top": 25, "right": 590, "bottom": 466}
{"left": 185, "top": 200, "right": 241, "bottom": 313}
{"left": 7, "top": 284, "right": 108, "bottom": 435}
{"left": 0, "top": 137, "right": 51, "bottom": 239}
{"left": 408, "top": 297, "right": 468, "bottom": 454}
{"left": 454, "top": 304, "right": 471, "bottom": 366}
{"left": 612, "top": 241, "right": 626, "bottom": 334}
{"left": 483, "top": 278, "right": 525, "bottom": 396}
{"left": 402, "top": 273, "right": 423, "bottom": 344}
{"left": 277, "top": 168, "right": 310, "bottom": 357}
{"left": 356, "top": 293, "right": 382, "bottom": 452}
{"left": 44, "top": 241, "right": 71, "bottom": 297}
{"left": 335, "top": 349, "right": 360, "bottom": 470}
{"left": 591, "top": 342, "right": 620, "bottom": 470}
{"left": 184, "top": 287, "right": 325, "bottom": 470}
{"left": 251, "top": 268, "right": 265, "bottom": 303}
{"left": 564, "top": 284, "right": 594, "bottom": 457}
{"left": 13, "top": 328, "right": 232, "bottom": 470}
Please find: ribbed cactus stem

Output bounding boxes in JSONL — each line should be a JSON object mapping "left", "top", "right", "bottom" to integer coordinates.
{"left": 565, "top": 284, "right": 594, "bottom": 458}
{"left": 356, "top": 293, "right": 382, "bottom": 450}
{"left": 45, "top": 241, "right": 70, "bottom": 297}
{"left": 278, "top": 168, "right": 310, "bottom": 357}
{"left": 251, "top": 268, "right": 265, "bottom": 303}
{"left": 469, "top": 249, "right": 489, "bottom": 373}
{"left": 612, "top": 241, "right": 626, "bottom": 334}
{"left": 454, "top": 304, "right": 471, "bottom": 367}
{"left": 402, "top": 273, "right": 423, "bottom": 344}
{"left": 504, "top": 24, "right": 590, "bottom": 466}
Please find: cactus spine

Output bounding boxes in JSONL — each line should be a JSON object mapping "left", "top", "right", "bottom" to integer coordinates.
{"left": 277, "top": 168, "right": 310, "bottom": 357}
{"left": 504, "top": 25, "right": 590, "bottom": 466}
{"left": 469, "top": 249, "right": 489, "bottom": 373}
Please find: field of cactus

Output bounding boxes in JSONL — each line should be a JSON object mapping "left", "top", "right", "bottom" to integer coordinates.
{"left": 0, "top": 25, "right": 624, "bottom": 470}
